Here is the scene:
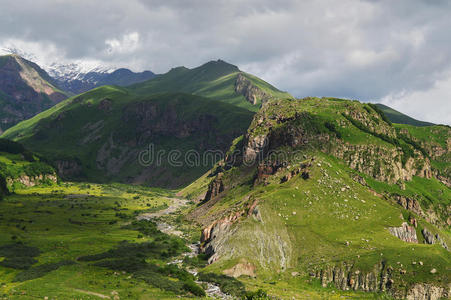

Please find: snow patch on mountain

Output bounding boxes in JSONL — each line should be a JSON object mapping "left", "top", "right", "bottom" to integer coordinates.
{"left": 1, "top": 47, "right": 117, "bottom": 84}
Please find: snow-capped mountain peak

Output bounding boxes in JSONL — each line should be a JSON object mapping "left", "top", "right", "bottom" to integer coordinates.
{"left": 1, "top": 48, "right": 155, "bottom": 94}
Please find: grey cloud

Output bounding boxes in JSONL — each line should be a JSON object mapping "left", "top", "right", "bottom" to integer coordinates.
{"left": 0, "top": 0, "right": 450, "bottom": 124}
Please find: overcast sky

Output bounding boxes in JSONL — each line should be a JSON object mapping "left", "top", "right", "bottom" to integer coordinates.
{"left": 0, "top": 0, "right": 450, "bottom": 124}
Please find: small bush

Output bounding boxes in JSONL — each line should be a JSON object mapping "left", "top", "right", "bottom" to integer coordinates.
{"left": 0, "top": 257, "right": 38, "bottom": 270}
{"left": 182, "top": 280, "right": 206, "bottom": 297}
{"left": 244, "top": 289, "right": 271, "bottom": 299}
{"left": 13, "top": 260, "right": 74, "bottom": 282}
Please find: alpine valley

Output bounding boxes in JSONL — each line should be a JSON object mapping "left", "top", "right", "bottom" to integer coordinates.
{"left": 0, "top": 54, "right": 449, "bottom": 300}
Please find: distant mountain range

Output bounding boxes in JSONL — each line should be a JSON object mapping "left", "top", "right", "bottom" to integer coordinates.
{"left": 2, "top": 59, "right": 289, "bottom": 187}
{"left": 0, "top": 53, "right": 156, "bottom": 131}
{"left": 48, "top": 64, "right": 155, "bottom": 95}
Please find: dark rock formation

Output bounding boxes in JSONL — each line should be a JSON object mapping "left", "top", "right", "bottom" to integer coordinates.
{"left": 55, "top": 159, "right": 83, "bottom": 179}
{"left": 395, "top": 195, "right": 424, "bottom": 217}
{"left": 204, "top": 173, "right": 225, "bottom": 202}
{"left": 422, "top": 228, "right": 449, "bottom": 251}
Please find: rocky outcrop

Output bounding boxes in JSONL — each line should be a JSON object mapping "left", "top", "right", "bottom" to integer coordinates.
{"left": 422, "top": 228, "right": 449, "bottom": 251}
{"left": 243, "top": 134, "right": 268, "bottom": 163}
{"left": 55, "top": 159, "right": 83, "bottom": 179}
{"left": 122, "top": 101, "right": 220, "bottom": 140}
{"left": 406, "top": 283, "right": 450, "bottom": 300}
{"left": 313, "top": 262, "right": 449, "bottom": 299}
{"left": 435, "top": 173, "right": 451, "bottom": 188}
{"left": 204, "top": 173, "right": 225, "bottom": 202}
{"left": 6, "top": 174, "right": 57, "bottom": 188}
{"left": 200, "top": 212, "right": 241, "bottom": 264}
{"left": 395, "top": 195, "right": 425, "bottom": 217}
{"left": 312, "top": 261, "right": 393, "bottom": 293}
{"left": 332, "top": 143, "right": 431, "bottom": 184}
{"left": 254, "top": 161, "right": 282, "bottom": 185}
{"left": 235, "top": 73, "right": 270, "bottom": 105}
{"left": 280, "top": 162, "right": 311, "bottom": 183}
{"left": 242, "top": 105, "right": 431, "bottom": 185}
{"left": 388, "top": 222, "right": 418, "bottom": 243}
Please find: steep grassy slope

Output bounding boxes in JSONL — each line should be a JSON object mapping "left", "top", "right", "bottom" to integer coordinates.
{"left": 2, "top": 86, "right": 254, "bottom": 188}
{"left": 182, "top": 97, "right": 451, "bottom": 299}
{"left": 374, "top": 104, "right": 434, "bottom": 127}
{"left": 132, "top": 59, "right": 292, "bottom": 111}
{"left": 0, "top": 55, "right": 67, "bottom": 132}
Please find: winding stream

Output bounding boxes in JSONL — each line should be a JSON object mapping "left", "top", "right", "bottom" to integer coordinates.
{"left": 138, "top": 198, "right": 232, "bottom": 299}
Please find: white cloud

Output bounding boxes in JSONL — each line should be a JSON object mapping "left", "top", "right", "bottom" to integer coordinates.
{"left": 381, "top": 73, "right": 451, "bottom": 125}
{"left": 0, "top": 0, "right": 450, "bottom": 124}
{"left": 105, "top": 32, "right": 140, "bottom": 55}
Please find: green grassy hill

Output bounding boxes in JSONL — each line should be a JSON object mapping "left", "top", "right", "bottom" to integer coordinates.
{"left": 181, "top": 97, "right": 451, "bottom": 299}
{"left": 131, "top": 59, "right": 292, "bottom": 111}
{"left": 1, "top": 59, "right": 292, "bottom": 188}
{"left": 2, "top": 86, "right": 254, "bottom": 188}
{"left": 374, "top": 103, "right": 434, "bottom": 127}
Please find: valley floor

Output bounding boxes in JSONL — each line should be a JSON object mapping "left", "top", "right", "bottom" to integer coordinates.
{"left": 0, "top": 182, "right": 404, "bottom": 299}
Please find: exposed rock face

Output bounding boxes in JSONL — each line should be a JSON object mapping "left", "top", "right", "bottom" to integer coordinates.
{"left": 406, "top": 283, "right": 450, "bottom": 300}
{"left": 332, "top": 143, "right": 431, "bottom": 184}
{"left": 254, "top": 161, "right": 282, "bottom": 185}
{"left": 280, "top": 162, "right": 311, "bottom": 183}
{"left": 313, "top": 262, "right": 449, "bottom": 299}
{"left": 243, "top": 134, "right": 268, "bottom": 163}
{"left": 242, "top": 106, "right": 431, "bottom": 186}
{"left": 388, "top": 222, "right": 418, "bottom": 243}
{"left": 313, "top": 262, "right": 393, "bottom": 292}
{"left": 55, "top": 159, "right": 83, "bottom": 179}
{"left": 122, "top": 101, "right": 220, "bottom": 140}
{"left": 200, "top": 212, "right": 241, "bottom": 264}
{"left": 235, "top": 73, "right": 269, "bottom": 105}
{"left": 200, "top": 206, "right": 291, "bottom": 271}
{"left": 204, "top": 173, "right": 225, "bottom": 202}
{"left": 395, "top": 195, "right": 424, "bottom": 217}
{"left": 6, "top": 174, "right": 57, "bottom": 188}
{"left": 435, "top": 173, "right": 451, "bottom": 188}
{"left": 422, "top": 228, "right": 449, "bottom": 251}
